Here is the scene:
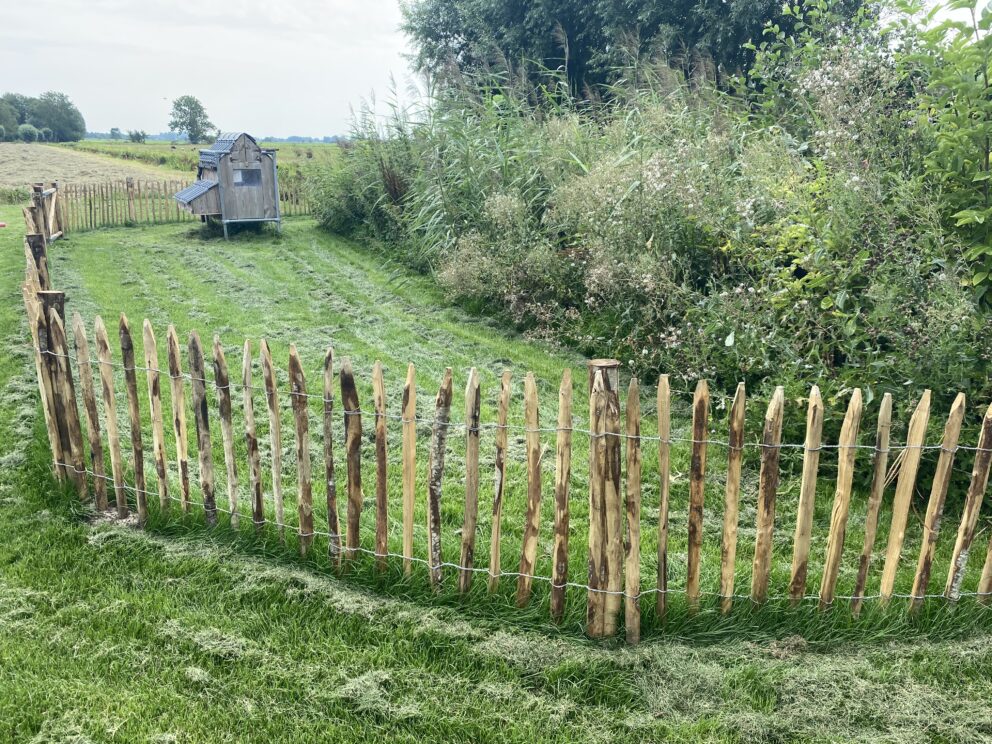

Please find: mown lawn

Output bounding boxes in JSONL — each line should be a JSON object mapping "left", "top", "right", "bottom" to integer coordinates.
{"left": 2, "top": 210, "right": 992, "bottom": 742}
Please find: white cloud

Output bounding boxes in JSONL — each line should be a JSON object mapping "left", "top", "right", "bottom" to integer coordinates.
{"left": 0, "top": 0, "right": 415, "bottom": 137}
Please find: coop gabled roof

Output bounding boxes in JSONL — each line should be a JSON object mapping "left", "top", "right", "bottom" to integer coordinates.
{"left": 198, "top": 131, "right": 258, "bottom": 168}
{"left": 174, "top": 179, "right": 218, "bottom": 205}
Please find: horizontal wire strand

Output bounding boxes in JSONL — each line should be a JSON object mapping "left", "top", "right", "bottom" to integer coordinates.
{"left": 55, "top": 460, "right": 992, "bottom": 604}
{"left": 39, "top": 348, "right": 992, "bottom": 454}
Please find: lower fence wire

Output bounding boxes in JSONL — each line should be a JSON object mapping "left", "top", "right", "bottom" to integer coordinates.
{"left": 54, "top": 460, "right": 992, "bottom": 604}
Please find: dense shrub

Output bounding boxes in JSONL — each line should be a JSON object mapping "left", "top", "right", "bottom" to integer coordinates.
{"left": 310, "top": 0, "right": 992, "bottom": 421}
{"left": 17, "top": 123, "right": 38, "bottom": 142}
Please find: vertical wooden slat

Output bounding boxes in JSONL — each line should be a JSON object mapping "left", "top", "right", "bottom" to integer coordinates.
{"left": 48, "top": 309, "right": 88, "bottom": 500}
{"left": 427, "top": 368, "right": 453, "bottom": 588}
{"left": 94, "top": 316, "right": 128, "bottom": 517}
{"left": 33, "top": 293, "right": 69, "bottom": 483}
{"left": 289, "top": 345, "right": 313, "bottom": 556}
{"left": 550, "top": 369, "right": 573, "bottom": 622}
{"left": 166, "top": 325, "right": 191, "bottom": 512}
{"left": 142, "top": 321, "right": 169, "bottom": 511}
{"left": 488, "top": 370, "right": 511, "bottom": 591}
{"left": 624, "top": 377, "right": 642, "bottom": 644}
{"left": 719, "top": 382, "right": 746, "bottom": 613}
{"left": 324, "top": 348, "right": 342, "bottom": 562}
{"left": 655, "top": 375, "right": 671, "bottom": 621}
{"left": 587, "top": 370, "right": 607, "bottom": 637}
{"left": 242, "top": 341, "right": 264, "bottom": 532}
{"left": 980, "top": 538, "right": 992, "bottom": 604}
{"left": 260, "top": 339, "right": 284, "bottom": 536}
{"left": 910, "top": 393, "right": 966, "bottom": 611}
{"left": 188, "top": 331, "right": 217, "bottom": 526}
{"left": 686, "top": 379, "right": 710, "bottom": 610}
{"left": 818, "top": 389, "right": 864, "bottom": 608}
{"left": 72, "top": 312, "right": 108, "bottom": 509}
{"left": 459, "top": 367, "right": 482, "bottom": 593}
{"left": 851, "top": 393, "right": 893, "bottom": 615}
{"left": 788, "top": 386, "right": 823, "bottom": 604}
{"left": 517, "top": 372, "right": 543, "bottom": 606}
{"left": 880, "top": 390, "right": 931, "bottom": 603}
{"left": 213, "top": 336, "right": 239, "bottom": 528}
{"left": 119, "top": 314, "right": 147, "bottom": 523}
{"left": 945, "top": 402, "right": 992, "bottom": 600}
{"left": 340, "top": 359, "right": 362, "bottom": 559}
{"left": 401, "top": 363, "right": 416, "bottom": 575}
{"left": 750, "top": 386, "right": 785, "bottom": 604}
{"left": 372, "top": 361, "right": 388, "bottom": 569}
{"left": 602, "top": 370, "right": 623, "bottom": 634}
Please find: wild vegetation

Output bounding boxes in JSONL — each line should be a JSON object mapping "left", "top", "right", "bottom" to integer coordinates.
{"left": 313, "top": 0, "right": 992, "bottom": 434}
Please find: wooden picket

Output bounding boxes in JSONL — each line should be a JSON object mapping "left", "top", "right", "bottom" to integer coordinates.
{"left": 45, "top": 179, "right": 312, "bottom": 234}
{"left": 22, "top": 238, "right": 992, "bottom": 643}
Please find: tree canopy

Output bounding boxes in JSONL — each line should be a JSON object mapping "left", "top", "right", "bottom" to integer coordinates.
{"left": 401, "top": 0, "right": 863, "bottom": 92}
{"left": 168, "top": 95, "right": 214, "bottom": 144}
{"left": 0, "top": 91, "right": 85, "bottom": 141}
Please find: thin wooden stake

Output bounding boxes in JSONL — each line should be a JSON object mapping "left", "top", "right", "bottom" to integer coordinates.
{"left": 95, "top": 317, "right": 127, "bottom": 517}
{"left": 213, "top": 336, "right": 239, "bottom": 528}
{"left": 910, "top": 393, "right": 966, "bottom": 611}
{"left": 119, "top": 314, "right": 147, "bottom": 524}
{"left": 624, "top": 377, "right": 642, "bottom": 644}
{"left": 72, "top": 312, "right": 108, "bottom": 509}
{"left": 167, "top": 325, "right": 191, "bottom": 512}
{"left": 289, "top": 345, "right": 313, "bottom": 556}
{"left": 324, "top": 348, "right": 342, "bottom": 563}
{"left": 880, "top": 391, "right": 931, "bottom": 604}
{"left": 401, "top": 363, "right": 416, "bottom": 575}
{"left": 751, "top": 386, "right": 785, "bottom": 604}
{"left": 372, "top": 360, "right": 388, "bottom": 569}
{"left": 851, "top": 393, "right": 893, "bottom": 615}
{"left": 188, "top": 331, "right": 217, "bottom": 526}
{"left": 720, "top": 382, "right": 746, "bottom": 613}
{"left": 459, "top": 367, "right": 482, "bottom": 593}
{"left": 551, "top": 369, "right": 573, "bottom": 622}
{"left": 787, "top": 386, "right": 824, "bottom": 604}
{"left": 602, "top": 369, "right": 623, "bottom": 634}
{"left": 945, "top": 402, "right": 992, "bottom": 600}
{"left": 242, "top": 341, "right": 264, "bottom": 533}
{"left": 23, "top": 291, "right": 62, "bottom": 478}
{"left": 48, "top": 309, "right": 88, "bottom": 500}
{"left": 587, "top": 371, "right": 607, "bottom": 637}
{"left": 517, "top": 372, "right": 542, "bottom": 607}
{"left": 142, "top": 321, "right": 169, "bottom": 511}
{"left": 655, "top": 375, "right": 671, "bottom": 621}
{"left": 260, "top": 339, "right": 284, "bottom": 536}
{"left": 488, "top": 370, "right": 511, "bottom": 592}
{"left": 340, "top": 359, "right": 362, "bottom": 559}
{"left": 686, "top": 379, "right": 710, "bottom": 610}
{"left": 427, "top": 368, "right": 453, "bottom": 588}
{"left": 819, "top": 389, "right": 864, "bottom": 608}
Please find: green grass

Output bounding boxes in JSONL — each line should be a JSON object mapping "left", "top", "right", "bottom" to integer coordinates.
{"left": 2, "top": 210, "right": 992, "bottom": 741}
{"left": 60, "top": 140, "right": 339, "bottom": 183}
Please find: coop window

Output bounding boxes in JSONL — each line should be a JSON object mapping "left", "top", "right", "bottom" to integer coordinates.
{"left": 233, "top": 168, "right": 261, "bottom": 187}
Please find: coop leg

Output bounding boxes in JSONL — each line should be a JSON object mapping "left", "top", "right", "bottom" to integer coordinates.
{"left": 223, "top": 222, "right": 229, "bottom": 240}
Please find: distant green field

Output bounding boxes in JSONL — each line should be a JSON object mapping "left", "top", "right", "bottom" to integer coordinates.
{"left": 61, "top": 139, "right": 340, "bottom": 181}
{"left": 2, "top": 211, "right": 992, "bottom": 741}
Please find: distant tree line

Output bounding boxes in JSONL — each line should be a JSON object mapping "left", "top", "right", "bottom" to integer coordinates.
{"left": 0, "top": 91, "right": 86, "bottom": 142}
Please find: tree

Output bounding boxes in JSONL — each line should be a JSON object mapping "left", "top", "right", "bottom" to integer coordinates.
{"left": 1, "top": 93, "right": 32, "bottom": 124}
{"left": 18, "top": 123, "right": 39, "bottom": 142}
{"left": 168, "top": 95, "right": 214, "bottom": 144}
{"left": 28, "top": 91, "right": 86, "bottom": 141}
{"left": 401, "top": 0, "right": 863, "bottom": 92}
{"left": 110, "top": 127, "right": 122, "bottom": 140}
{"left": 128, "top": 129, "right": 147, "bottom": 143}
{"left": 0, "top": 101, "right": 16, "bottom": 139}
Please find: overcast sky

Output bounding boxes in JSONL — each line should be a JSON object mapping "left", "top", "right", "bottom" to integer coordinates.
{"left": 0, "top": 0, "right": 414, "bottom": 138}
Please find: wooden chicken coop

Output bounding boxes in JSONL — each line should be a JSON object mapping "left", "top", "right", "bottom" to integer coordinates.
{"left": 174, "top": 132, "right": 280, "bottom": 237}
